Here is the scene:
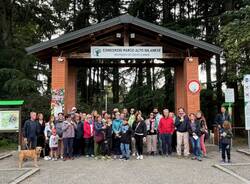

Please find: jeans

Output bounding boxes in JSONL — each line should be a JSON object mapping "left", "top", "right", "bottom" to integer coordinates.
{"left": 221, "top": 143, "right": 231, "bottom": 161}
{"left": 190, "top": 136, "right": 201, "bottom": 158}
{"left": 63, "top": 137, "right": 74, "bottom": 158}
{"left": 85, "top": 137, "right": 94, "bottom": 156}
{"left": 157, "top": 133, "right": 162, "bottom": 153}
{"left": 120, "top": 143, "right": 130, "bottom": 159}
{"left": 160, "top": 133, "right": 172, "bottom": 155}
{"left": 135, "top": 134, "right": 144, "bottom": 155}
{"left": 28, "top": 137, "right": 37, "bottom": 149}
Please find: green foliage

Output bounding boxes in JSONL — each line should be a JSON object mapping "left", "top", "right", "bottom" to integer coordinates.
{"left": 219, "top": 6, "right": 250, "bottom": 81}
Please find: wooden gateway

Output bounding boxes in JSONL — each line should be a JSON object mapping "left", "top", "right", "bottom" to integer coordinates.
{"left": 26, "top": 14, "right": 222, "bottom": 114}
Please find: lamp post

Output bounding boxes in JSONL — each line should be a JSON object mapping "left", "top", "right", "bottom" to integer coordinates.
{"left": 104, "top": 81, "right": 108, "bottom": 112}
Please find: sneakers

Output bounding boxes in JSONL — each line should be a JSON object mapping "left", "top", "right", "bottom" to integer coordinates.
{"left": 44, "top": 156, "right": 51, "bottom": 161}
{"left": 197, "top": 157, "right": 202, "bottom": 161}
{"left": 191, "top": 156, "right": 197, "bottom": 160}
{"left": 86, "top": 155, "right": 90, "bottom": 158}
{"left": 136, "top": 155, "right": 143, "bottom": 160}
{"left": 132, "top": 152, "right": 136, "bottom": 157}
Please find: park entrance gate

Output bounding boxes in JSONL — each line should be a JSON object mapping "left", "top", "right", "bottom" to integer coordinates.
{"left": 26, "top": 14, "right": 222, "bottom": 115}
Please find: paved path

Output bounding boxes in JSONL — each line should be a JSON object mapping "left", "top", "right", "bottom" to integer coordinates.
{"left": 1, "top": 149, "right": 250, "bottom": 184}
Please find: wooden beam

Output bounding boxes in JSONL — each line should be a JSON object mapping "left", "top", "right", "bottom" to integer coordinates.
{"left": 123, "top": 24, "right": 129, "bottom": 46}
{"left": 66, "top": 52, "right": 185, "bottom": 59}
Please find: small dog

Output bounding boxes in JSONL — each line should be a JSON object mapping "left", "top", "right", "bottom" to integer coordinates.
{"left": 18, "top": 147, "right": 42, "bottom": 168}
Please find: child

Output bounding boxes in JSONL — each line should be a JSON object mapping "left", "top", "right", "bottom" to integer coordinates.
{"left": 120, "top": 118, "right": 132, "bottom": 160}
{"left": 49, "top": 128, "right": 59, "bottom": 161}
{"left": 102, "top": 116, "right": 112, "bottom": 159}
{"left": 220, "top": 121, "right": 233, "bottom": 163}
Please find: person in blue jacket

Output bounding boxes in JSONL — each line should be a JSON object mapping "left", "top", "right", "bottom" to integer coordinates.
{"left": 112, "top": 112, "right": 122, "bottom": 159}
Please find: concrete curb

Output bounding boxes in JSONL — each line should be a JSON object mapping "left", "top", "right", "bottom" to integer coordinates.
{"left": 6, "top": 168, "right": 40, "bottom": 184}
{"left": 213, "top": 164, "right": 250, "bottom": 184}
{"left": 237, "top": 149, "right": 250, "bottom": 156}
{"left": 0, "top": 153, "right": 12, "bottom": 160}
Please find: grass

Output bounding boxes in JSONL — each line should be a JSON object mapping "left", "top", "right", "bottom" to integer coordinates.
{"left": 0, "top": 139, "right": 17, "bottom": 153}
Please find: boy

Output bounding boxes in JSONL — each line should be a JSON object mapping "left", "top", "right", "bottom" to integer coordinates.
{"left": 49, "top": 128, "right": 59, "bottom": 161}
{"left": 120, "top": 118, "right": 132, "bottom": 160}
{"left": 220, "top": 121, "right": 233, "bottom": 163}
{"left": 102, "top": 116, "right": 112, "bottom": 159}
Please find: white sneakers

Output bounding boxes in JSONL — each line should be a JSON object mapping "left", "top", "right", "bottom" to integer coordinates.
{"left": 44, "top": 156, "right": 51, "bottom": 161}
{"left": 136, "top": 155, "right": 143, "bottom": 160}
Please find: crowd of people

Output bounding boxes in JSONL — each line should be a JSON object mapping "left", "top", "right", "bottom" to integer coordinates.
{"left": 22, "top": 106, "right": 233, "bottom": 163}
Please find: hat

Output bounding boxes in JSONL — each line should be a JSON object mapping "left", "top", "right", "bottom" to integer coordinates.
{"left": 72, "top": 107, "right": 77, "bottom": 111}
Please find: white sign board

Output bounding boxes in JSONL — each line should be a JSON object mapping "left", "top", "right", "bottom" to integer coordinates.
{"left": 91, "top": 46, "right": 163, "bottom": 59}
{"left": 244, "top": 75, "right": 250, "bottom": 130}
{"left": 0, "top": 110, "right": 19, "bottom": 131}
{"left": 225, "top": 88, "right": 235, "bottom": 103}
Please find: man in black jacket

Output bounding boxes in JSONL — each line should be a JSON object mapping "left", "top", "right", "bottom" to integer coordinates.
{"left": 175, "top": 107, "right": 190, "bottom": 158}
{"left": 214, "top": 106, "right": 231, "bottom": 151}
{"left": 23, "top": 112, "right": 39, "bottom": 149}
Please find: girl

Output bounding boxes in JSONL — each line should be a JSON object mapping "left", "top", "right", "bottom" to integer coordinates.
{"left": 196, "top": 111, "right": 208, "bottom": 157}
{"left": 221, "top": 121, "right": 233, "bottom": 163}
{"left": 44, "top": 116, "right": 54, "bottom": 160}
{"left": 188, "top": 113, "right": 202, "bottom": 161}
{"left": 132, "top": 113, "right": 147, "bottom": 160}
{"left": 49, "top": 128, "right": 59, "bottom": 161}
{"left": 145, "top": 113, "right": 157, "bottom": 155}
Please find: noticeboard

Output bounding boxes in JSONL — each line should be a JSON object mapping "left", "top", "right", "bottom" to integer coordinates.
{"left": 0, "top": 108, "right": 20, "bottom": 132}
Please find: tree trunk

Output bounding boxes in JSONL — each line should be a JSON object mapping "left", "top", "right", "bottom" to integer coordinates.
{"left": 112, "top": 65, "right": 119, "bottom": 103}
{"left": 215, "top": 54, "right": 222, "bottom": 112}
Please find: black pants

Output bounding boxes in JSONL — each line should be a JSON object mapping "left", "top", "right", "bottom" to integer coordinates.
{"left": 85, "top": 137, "right": 94, "bottom": 156}
{"left": 63, "top": 137, "right": 74, "bottom": 158}
{"left": 221, "top": 143, "right": 231, "bottom": 161}
{"left": 44, "top": 141, "right": 50, "bottom": 156}
{"left": 28, "top": 137, "right": 37, "bottom": 149}
{"left": 112, "top": 134, "right": 121, "bottom": 155}
{"left": 102, "top": 138, "right": 112, "bottom": 156}
{"left": 37, "top": 135, "right": 45, "bottom": 157}
{"left": 74, "top": 138, "right": 84, "bottom": 156}
{"left": 160, "top": 133, "right": 172, "bottom": 155}
{"left": 171, "top": 131, "right": 177, "bottom": 152}
{"left": 135, "top": 134, "right": 144, "bottom": 155}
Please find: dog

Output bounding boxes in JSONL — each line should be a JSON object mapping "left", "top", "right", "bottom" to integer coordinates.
{"left": 18, "top": 147, "right": 42, "bottom": 168}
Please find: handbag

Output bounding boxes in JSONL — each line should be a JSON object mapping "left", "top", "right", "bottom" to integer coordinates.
{"left": 95, "top": 132, "right": 104, "bottom": 143}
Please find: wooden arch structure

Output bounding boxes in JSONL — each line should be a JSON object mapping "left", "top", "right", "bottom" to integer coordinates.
{"left": 26, "top": 14, "right": 222, "bottom": 114}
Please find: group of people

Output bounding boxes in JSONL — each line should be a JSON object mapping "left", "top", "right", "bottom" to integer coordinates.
{"left": 22, "top": 106, "right": 233, "bottom": 163}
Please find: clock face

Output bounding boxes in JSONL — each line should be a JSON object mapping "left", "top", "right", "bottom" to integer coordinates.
{"left": 187, "top": 80, "right": 200, "bottom": 94}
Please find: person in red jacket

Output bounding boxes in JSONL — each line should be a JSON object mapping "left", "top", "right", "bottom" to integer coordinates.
{"left": 158, "top": 109, "right": 174, "bottom": 156}
{"left": 83, "top": 114, "right": 94, "bottom": 157}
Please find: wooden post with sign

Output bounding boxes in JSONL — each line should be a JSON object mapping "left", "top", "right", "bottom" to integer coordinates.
{"left": 0, "top": 100, "right": 24, "bottom": 151}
